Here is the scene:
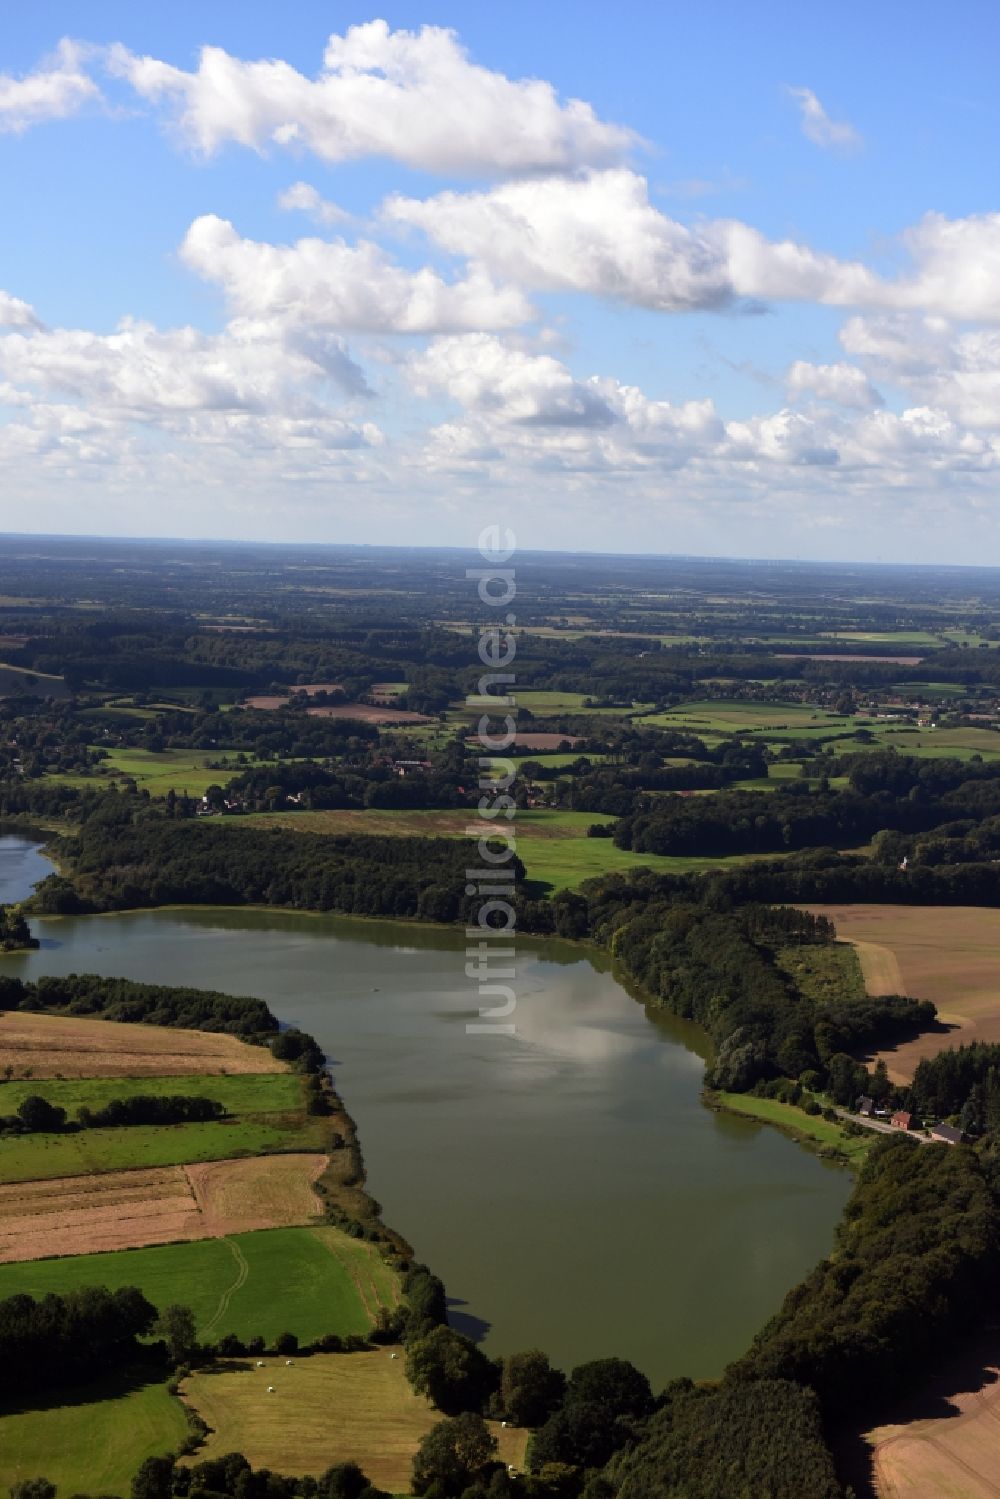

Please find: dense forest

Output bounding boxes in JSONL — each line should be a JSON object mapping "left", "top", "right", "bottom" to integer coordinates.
{"left": 34, "top": 807, "right": 511, "bottom": 925}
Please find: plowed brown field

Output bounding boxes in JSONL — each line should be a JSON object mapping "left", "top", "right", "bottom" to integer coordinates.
{"left": 860, "top": 1331, "right": 1000, "bottom": 1498}
{"left": 0, "top": 1153, "right": 327, "bottom": 1261}
{"left": 804, "top": 904, "right": 1000, "bottom": 1083}
{"left": 0, "top": 1013, "right": 287, "bottom": 1078}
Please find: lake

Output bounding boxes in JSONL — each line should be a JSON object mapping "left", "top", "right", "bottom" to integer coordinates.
{"left": 0, "top": 833, "right": 52, "bottom": 906}
{"left": 1, "top": 842, "right": 852, "bottom": 1387}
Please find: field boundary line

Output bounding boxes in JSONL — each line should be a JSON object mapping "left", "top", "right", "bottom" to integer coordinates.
{"left": 203, "top": 1237, "right": 249, "bottom": 1337}
{"left": 315, "top": 1230, "right": 377, "bottom": 1321}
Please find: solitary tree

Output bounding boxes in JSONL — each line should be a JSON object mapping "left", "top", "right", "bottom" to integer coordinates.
{"left": 155, "top": 1304, "right": 198, "bottom": 1365}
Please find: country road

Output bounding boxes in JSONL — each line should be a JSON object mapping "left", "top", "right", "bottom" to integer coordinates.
{"left": 835, "top": 1110, "right": 933, "bottom": 1144}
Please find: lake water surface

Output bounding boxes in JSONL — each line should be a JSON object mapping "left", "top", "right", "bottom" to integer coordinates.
{"left": 0, "top": 833, "right": 52, "bottom": 906}
{"left": 1, "top": 852, "right": 852, "bottom": 1386}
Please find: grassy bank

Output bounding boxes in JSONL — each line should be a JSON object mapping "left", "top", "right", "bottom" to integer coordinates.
{"left": 707, "top": 1090, "right": 873, "bottom": 1167}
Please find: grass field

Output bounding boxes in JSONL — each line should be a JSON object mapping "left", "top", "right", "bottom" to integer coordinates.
{"left": 0, "top": 1376, "right": 187, "bottom": 1494}
{"left": 805, "top": 903, "right": 1000, "bottom": 1081}
{"left": 237, "top": 805, "right": 753, "bottom": 890}
{"left": 712, "top": 1092, "right": 872, "bottom": 1166}
{"left": 0, "top": 1112, "right": 327, "bottom": 1183}
{"left": 870, "top": 725, "right": 1000, "bottom": 760}
{"left": 0, "top": 1224, "right": 398, "bottom": 1341}
{"left": 820, "top": 629, "right": 942, "bottom": 646}
{"left": 635, "top": 700, "right": 866, "bottom": 745}
{"left": 0, "top": 1011, "right": 285, "bottom": 1079}
{"left": 49, "top": 747, "right": 279, "bottom": 797}
{"left": 182, "top": 1352, "right": 528, "bottom": 1492}
{"left": 0, "top": 1071, "right": 303, "bottom": 1116}
{"left": 775, "top": 941, "right": 867, "bottom": 1007}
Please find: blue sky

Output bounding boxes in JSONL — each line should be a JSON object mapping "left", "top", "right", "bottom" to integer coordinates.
{"left": 2, "top": 2, "right": 1000, "bottom": 560}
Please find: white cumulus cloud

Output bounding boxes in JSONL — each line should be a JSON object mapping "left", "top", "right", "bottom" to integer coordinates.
{"left": 0, "top": 40, "right": 100, "bottom": 134}
{"left": 387, "top": 171, "right": 735, "bottom": 311}
{"left": 109, "top": 20, "right": 637, "bottom": 176}
{"left": 180, "top": 214, "right": 533, "bottom": 333}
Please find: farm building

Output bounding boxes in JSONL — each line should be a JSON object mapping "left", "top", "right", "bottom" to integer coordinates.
{"left": 891, "top": 1110, "right": 913, "bottom": 1131}
{"left": 930, "top": 1123, "right": 965, "bottom": 1145}
{"left": 856, "top": 1095, "right": 874, "bottom": 1117}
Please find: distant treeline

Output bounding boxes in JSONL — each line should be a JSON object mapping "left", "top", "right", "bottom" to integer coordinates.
{"left": 33, "top": 803, "right": 513, "bottom": 924}
{"left": 0, "top": 971, "right": 277, "bottom": 1038}
{"left": 78, "top": 1094, "right": 226, "bottom": 1129}
{"left": 0, "top": 1091, "right": 226, "bottom": 1135}
{"left": 613, "top": 751, "right": 1000, "bottom": 858}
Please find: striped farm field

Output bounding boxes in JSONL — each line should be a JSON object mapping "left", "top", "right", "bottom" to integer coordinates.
{"left": 0, "top": 1224, "right": 400, "bottom": 1342}
{"left": 0, "top": 1011, "right": 286, "bottom": 1078}
{"left": 0, "top": 1152, "right": 328, "bottom": 1262}
{"left": 860, "top": 1329, "right": 1000, "bottom": 1499}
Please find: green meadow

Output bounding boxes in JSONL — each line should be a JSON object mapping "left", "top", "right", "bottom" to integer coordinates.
{"left": 0, "top": 1073, "right": 303, "bottom": 1116}
{"left": 0, "top": 1225, "right": 397, "bottom": 1343}
{"left": 0, "top": 1115, "right": 327, "bottom": 1184}
{"left": 0, "top": 1378, "right": 187, "bottom": 1496}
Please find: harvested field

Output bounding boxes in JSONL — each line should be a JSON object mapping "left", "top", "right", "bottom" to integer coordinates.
{"left": 0, "top": 1012, "right": 286, "bottom": 1078}
{"left": 805, "top": 904, "right": 1000, "bottom": 1082}
{"left": 0, "top": 1165, "right": 199, "bottom": 1260}
{"left": 186, "top": 1153, "right": 326, "bottom": 1236}
{"left": 182, "top": 1353, "right": 524, "bottom": 1491}
{"left": 851, "top": 1329, "right": 1000, "bottom": 1499}
{"left": 306, "top": 702, "right": 429, "bottom": 723}
{"left": 0, "top": 1154, "right": 327, "bottom": 1262}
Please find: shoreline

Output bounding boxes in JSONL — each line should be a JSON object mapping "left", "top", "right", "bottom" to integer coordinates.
{"left": 705, "top": 1088, "right": 871, "bottom": 1169}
